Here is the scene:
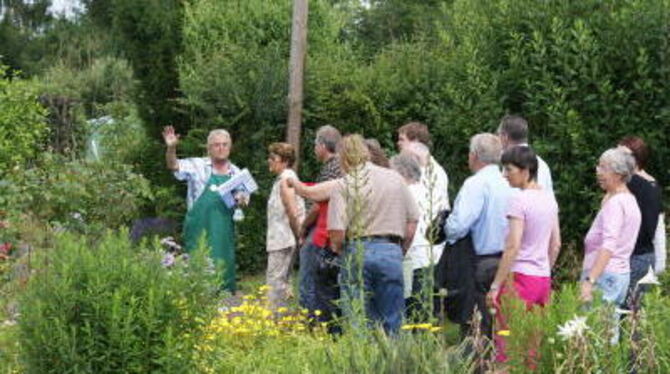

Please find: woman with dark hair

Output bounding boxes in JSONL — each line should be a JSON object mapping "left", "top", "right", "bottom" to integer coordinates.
{"left": 486, "top": 146, "right": 561, "bottom": 363}
{"left": 618, "top": 136, "right": 665, "bottom": 308}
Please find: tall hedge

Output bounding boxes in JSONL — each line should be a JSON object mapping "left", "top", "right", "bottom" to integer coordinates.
{"left": 178, "top": 0, "right": 669, "bottom": 274}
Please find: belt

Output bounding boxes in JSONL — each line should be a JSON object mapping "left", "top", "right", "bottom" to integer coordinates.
{"left": 476, "top": 252, "right": 502, "bottom": 259}
{"left": 357, "top": 235, "right": 403, "bottom": 245}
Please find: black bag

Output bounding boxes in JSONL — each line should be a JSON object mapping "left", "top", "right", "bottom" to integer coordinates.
{"left": 434, "top": 234, "right": 476, "bottom": 324}
{"left": 425, "top": 209, "right": 449, "bottom": 245}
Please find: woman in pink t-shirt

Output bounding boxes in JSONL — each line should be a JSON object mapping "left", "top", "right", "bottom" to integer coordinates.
{"left": 486, "top": 146, "right": 561, "bottom": 363}
{"left": 581, "top": 148, "right": 641, "bottom": 306}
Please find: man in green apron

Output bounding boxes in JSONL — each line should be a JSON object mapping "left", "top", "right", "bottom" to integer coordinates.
{"left": 163, "top": 126, "right": 248, "bottom": 293}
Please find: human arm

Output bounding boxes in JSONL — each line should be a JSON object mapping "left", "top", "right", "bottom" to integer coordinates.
{"left": 654, "top": 213, "right": 666, "bottom": 274}
{"left": 280, "top": 179, "right": 303, "bottom": 238}
{"left": 580, "top": 249, "right": 612, "bottom": 302}
{"left": 300, "top": 204, "right": 320, "bottom": 239}
{"left": 402, "top": 220, "right": 418, "bottom": 255}
{"left": 549, "top": 218, "right": 562, "bottom": 268}
{"left": 162, "top": 126, "right": 180, "bottom": 171}
{"left": 289, "top": 178, "right": 339, "bottom": 202}
{"left": 444, "top": 178, "right": 484, "bottom": 243}
{"left": 329, "top": 230, "right": 345, "bottom": 255}
{"left": 487, "top": 217, "right": 523, "bottom": 307}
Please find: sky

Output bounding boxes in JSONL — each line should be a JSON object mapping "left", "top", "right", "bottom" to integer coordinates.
{"left": 48, "top": 0, "right": 82, "bottom": 18}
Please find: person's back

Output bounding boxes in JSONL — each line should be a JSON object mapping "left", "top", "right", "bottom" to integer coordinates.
{"left": 446, "top": 164, "right": 513, "bottom": 255}
{"left": 627, "top": 174, "right": 662, "bottom": 255}
{"left": 508, "top": 189, "right": 558, "bottom": 277}
{"left": 535, "top": 154, "right": 553, "bottom": 196}
{"left": 335, "top": 162, "right": 416, "bottom": 238}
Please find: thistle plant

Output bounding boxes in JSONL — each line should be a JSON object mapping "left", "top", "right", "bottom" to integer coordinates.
{"left": 339, "top": 157, "right": 372, "bottom": 337}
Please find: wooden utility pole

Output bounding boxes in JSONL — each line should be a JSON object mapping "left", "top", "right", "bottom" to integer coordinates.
{"left": 286, "top": 0, "right": 308, "bottom": 169}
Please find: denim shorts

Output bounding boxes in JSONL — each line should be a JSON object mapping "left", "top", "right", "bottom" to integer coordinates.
{"left": 581, "top": 270, "right": 630, "bottom": 307}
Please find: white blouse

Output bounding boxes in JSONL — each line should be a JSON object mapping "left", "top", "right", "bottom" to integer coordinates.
{"left": 266, "top": 169, "right": 305, "bottom": 252}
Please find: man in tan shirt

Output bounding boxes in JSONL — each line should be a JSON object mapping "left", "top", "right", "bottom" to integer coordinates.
{"left": 328, "top": 134, "right": 419, "bottom": 334}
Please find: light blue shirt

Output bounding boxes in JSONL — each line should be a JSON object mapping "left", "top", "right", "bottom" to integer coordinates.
{"left": 174, "top": 157, "right": 241, "bottom": 210}
{"left": 445, "top": 164, "right": 514, "bottom": 255}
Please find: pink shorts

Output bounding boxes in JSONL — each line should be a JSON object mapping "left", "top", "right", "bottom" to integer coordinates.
{"left": 495, "top": 272, "right": 551, "bottom": 363}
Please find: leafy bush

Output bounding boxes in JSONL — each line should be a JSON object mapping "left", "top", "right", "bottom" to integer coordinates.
{"left": 18, "top": 231, "right": 219, "bottom": 373}
{"left": 0, "top": 64, "right": 49, "bottom": 175}
{"left": 0, "top": 154, "right": 153, "bottom": 237}
{"left": 177, "top": 0, "right": 669, "bottom": 274}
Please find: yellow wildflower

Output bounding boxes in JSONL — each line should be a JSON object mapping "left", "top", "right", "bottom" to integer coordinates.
{"left": 497, "top": 330, "right": 511, "bottom": 336}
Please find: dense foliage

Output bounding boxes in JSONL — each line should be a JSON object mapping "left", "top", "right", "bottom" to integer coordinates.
{"left": 0, "top": 154, "right": 153, "bottom": 240}
{"left": 179, "top": 0, "right": 670, "bottom": 274}
{"left": 18, "top": 232, "right": 219, "bottom": 373}
{"left": 0, "top": 65, "right": 48, "bottom": 174}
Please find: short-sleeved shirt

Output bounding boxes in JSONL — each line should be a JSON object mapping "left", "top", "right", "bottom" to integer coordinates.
{"left": 267, "top": 169, "right": 305, "bottom": 251}
{"left": 583, "top": 193, "right": 641, "bottom": 274}
{"left": 310, "top": 156, "right": 344, "bottom": 248}
{"left": 627, "top": 174, "right": 663, "bottom": 255}
{"left": 507, "top": 189, "right": 558, "bottom": 277}
{"left": 174, "top": 157, "right": 241, "bottom": 210}
{"left": 328, "top": 162, "right": 420, "bottom": 238}
{"left": 316, "top": 156, "right": 343, "bottom": 183}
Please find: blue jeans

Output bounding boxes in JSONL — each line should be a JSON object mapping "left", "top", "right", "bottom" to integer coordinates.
{"left": 627, "top": 252, "right": 655, "bottom": 310}
{"left": 340, "top": 239, "right": 405, "bottom": 334}
{"left": 581, "top": 270, "right": 629, "bottom": 344}
{"left": 299, "top": 237, "right": 319, "bottom": 312}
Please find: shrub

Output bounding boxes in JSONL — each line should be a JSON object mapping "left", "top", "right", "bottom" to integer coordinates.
{"left": 18, "top": 231, "right": 219, "bottom": 373}
{"left": 0, "top": 154, "right": 153, "bottom": 237}
{"left": 0, "top": 64, "right": 49, "bottom": 175}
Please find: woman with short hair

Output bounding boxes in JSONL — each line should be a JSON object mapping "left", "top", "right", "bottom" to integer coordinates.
{"left": 580, "top": 148, "right": 641, "bottom": 344}
{"left": 391, "top": 152, "right": 444, "bottom": 321}
{"left": 266, "top": 142, "right": 305, "bottom": 306}
{"left": 486, "top": 146, "right": 561, "bottom": 363}
{"left": 581, "top": 148, "right": 641, "bottom": 305}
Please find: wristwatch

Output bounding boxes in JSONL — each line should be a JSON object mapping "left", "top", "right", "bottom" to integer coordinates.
{"left": 585, "top": 276, "right": 596, "bottom": 285}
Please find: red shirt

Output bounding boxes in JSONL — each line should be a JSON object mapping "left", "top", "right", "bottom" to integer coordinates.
{"left": 311, "top": 201, "right": 330, "bottom": 248}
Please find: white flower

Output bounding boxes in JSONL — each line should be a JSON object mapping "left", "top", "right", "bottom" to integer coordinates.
{"left": 637, "top": 266, "right": 660, "bottom": 286}
{"left": 160, "top": 236, "right": 182, "bottom": 251}
{"left": 557, "top": 315, "right": 590, "bottom": 340}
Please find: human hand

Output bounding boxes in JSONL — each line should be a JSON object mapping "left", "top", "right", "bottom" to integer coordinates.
{"left": 486, "top": 287, "right": 500, "bottom": 309}
{"left": 579, "top": 281, "right": 593, "bottom": 303}
{"left": 162, "top": 126, "right": 180, "bottom": 147}
{"left": 234, "top": 192, "right": 249, "bottom": 207}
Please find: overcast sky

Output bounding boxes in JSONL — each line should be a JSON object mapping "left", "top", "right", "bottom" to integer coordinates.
{"left": 49, "top": 0, "right": 82, "bottom": 17}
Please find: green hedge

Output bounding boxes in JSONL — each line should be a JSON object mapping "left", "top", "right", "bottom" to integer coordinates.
{"left": 177, "top": 0, "right": 669, "bottom": 275}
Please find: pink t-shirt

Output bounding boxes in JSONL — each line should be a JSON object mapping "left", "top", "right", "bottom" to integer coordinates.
{"left": 583, "top": 193, "right": 641, "bottom": 274}
{"left": 507, "top": 189, "right": 559, "bottom": 277}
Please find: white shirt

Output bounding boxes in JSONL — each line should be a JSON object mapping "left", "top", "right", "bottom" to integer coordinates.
{"left": 406, "top": 183, "right": 445, "bottom": 270}
{"left": 421, "top": 156, "right": 450, "bottom": 212}
{"left": 536, "top": 154, "right": 554, "bottom": 197}
{"left": 515, "top": 143, "right": 554, "bottom": 197}
{"left": 266, "top": 169, "right": 305, "bottom": 252}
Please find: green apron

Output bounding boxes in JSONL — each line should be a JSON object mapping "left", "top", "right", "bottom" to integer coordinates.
{"left": 183, "top": 174, "right": 236, "bottom": 292}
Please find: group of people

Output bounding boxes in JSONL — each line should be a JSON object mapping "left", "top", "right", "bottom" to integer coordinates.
{"left": 162, "top": 115, "right": 666, "bottom": 359}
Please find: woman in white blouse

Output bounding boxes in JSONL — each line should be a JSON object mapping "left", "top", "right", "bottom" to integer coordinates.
{"left": 266, "top": 142, "right": 305, "bottom": 306}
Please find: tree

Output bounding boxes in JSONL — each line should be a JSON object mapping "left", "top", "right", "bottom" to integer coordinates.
{"left": 83, "top": 0, "right": 186, "bottom": 138}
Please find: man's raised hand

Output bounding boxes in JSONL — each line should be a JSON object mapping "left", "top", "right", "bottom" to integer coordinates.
{"left": 162, "top": 126, "right": 180, "bottom": 147}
